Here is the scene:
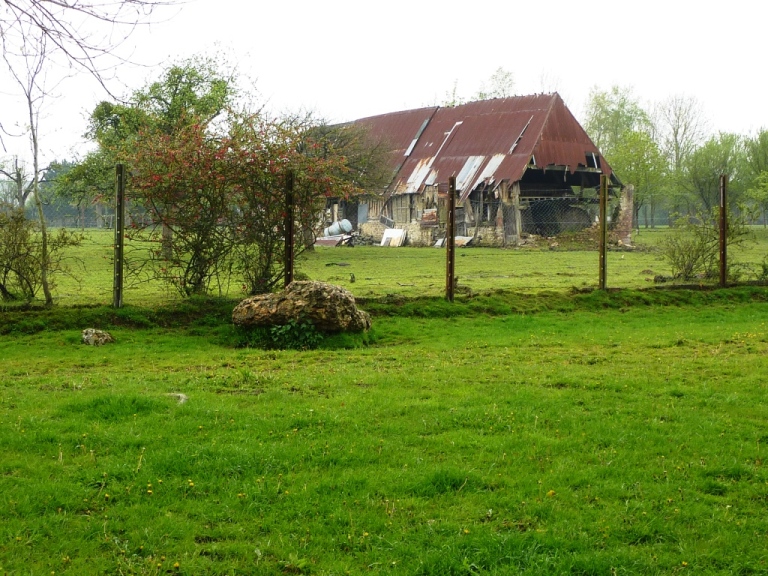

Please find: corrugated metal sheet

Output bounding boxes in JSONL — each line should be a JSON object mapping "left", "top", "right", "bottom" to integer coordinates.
{"left": 470, "top": 153, "right": 506, "bottom": 191}
{"left": 404, "top": 158, "right": 434, "bottom": 193}
{"left": 455, "top": 156, "right": 485, "bottom": 191}
{"left": 354, "top": 94, "right": 615, "bottom": 200}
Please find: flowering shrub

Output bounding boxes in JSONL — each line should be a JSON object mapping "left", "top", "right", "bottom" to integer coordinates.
{"left": 126, "top": 112, "right": 371, "bottom": 296}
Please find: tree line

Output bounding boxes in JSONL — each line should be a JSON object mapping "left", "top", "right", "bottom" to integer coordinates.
{"left": 582, "top": 85, "right": 768, "bottom": 228}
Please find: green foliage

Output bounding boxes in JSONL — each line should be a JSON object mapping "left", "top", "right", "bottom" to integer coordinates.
{"left": 49, "top": 153, "right": 114, "bottom": 213}
{"left": 230, "top": 318, "right": 324, "bottom": 351}
{"left": 126, "top": 120, "right": 241, "bottom": 296}
{"left": 0, "top": 206, "right": 82, "bottom": 301}
{"left": 680, "top": 132, "right": 746, "bottom": 212}
{"left": 59, "top": 55, "right": 237, "bottom": 212}
{"left": 229, "top": 324, "right": 271, "bottom": 348}
{"left": 759, "top": 255, "right": 768, "bottom": 281}
{"left": 132, "top": 55, "right": 235, "bottom": 134}
{"left": 584, "top": 85, "right": 651, "bottom": 156}
{"left": 268, "top": 317, "right": 323, "bottom": 350}
{"left": 126, "top": 109, "right": 381, "bottom": 296}
{"left": 746, "top": 170, "right": 768, "bottom": 225}
{"left": 660, "top": 223, "right": 719, "bottom": 280}
{"left": 61, "top": 56, "right": 387, "bottom": 298}
{"left": 660, "top": 208, "right": 751, "bottom": 280}
{"left": 608, "top": 129, "right": 667, "bottom": 222}
{"left": 743, "top": 128, "right": 768, "bottom": 180}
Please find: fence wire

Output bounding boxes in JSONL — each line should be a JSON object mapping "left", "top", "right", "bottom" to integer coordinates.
{"left": 4, "top": 220, "right": 768, "bottom": 307}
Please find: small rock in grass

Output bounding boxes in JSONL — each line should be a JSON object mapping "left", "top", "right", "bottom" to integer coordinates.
{"left": 81, "top": 328, "right": 115, "bottom": 346}
{"left": 166, "top": 393, "right": 189, "bottom": 404}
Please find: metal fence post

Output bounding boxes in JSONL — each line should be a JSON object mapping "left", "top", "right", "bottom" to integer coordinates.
{"left": 719, "top": 174, "right": 728, "bottom": 287}
{"left": 113, "top": 164, "right": 125, "bottom": 308}
{"left": 446, "top": 176, "right": 456, "bottom": 302}
{"left": 598, "top": 174, "right": 607, "bottom": 290}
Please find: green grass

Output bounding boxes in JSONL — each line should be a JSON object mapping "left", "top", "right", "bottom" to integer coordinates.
{"left": 3, "top": 228, "right": 768, "bottom": 573}
{"left": 2, "top": 294, "right": 768, "bottom": 574}
{"left": 38, "top": 226, "right": 768, "bottom": 308}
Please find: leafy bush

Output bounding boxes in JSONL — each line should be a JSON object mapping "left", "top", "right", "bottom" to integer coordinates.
{"left": 230, "top": 318, "right": 323, "bottom": 350}
{"left": 269, "top": 317, "right": 323, "bottom": 350}
{"left": 759, "top": 256, "right": 768, "bottom": 282}
{"left": 0, "top": 205, "right": 82, "bottom": 302}
{"left": 660, "top": 209, "right": 751, "bottom": 280}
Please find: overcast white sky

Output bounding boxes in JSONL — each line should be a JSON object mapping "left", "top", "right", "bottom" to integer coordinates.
{"left": 2, "top": 0, "right": 767, "bottom": 166}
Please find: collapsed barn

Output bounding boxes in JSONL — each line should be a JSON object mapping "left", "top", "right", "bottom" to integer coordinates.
{"left": 330, "top": 93, "right": 629, "bottom": 246}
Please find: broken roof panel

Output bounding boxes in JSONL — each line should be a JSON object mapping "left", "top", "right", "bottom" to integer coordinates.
{"left": 354, "top": 93, "right": 615, "bottom": 199}
{"left": 455, "top": 156, "right": 485, "bottom": 192}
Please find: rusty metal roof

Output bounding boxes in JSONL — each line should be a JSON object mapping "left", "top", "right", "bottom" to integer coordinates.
{"left": 354, "top": 93, "right": 615, "bottom": 200}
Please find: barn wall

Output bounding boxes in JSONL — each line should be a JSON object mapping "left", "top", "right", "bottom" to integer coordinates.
{"left": 359, "top": 220, "right": 387, "bottom": 242}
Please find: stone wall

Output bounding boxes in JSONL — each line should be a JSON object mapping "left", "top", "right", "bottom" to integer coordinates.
{"left": 402, "top": 223, "right": 437, "bottom": 246}
{"left": 465, "top": 226, "right": 505, "bottom": 247}
{"left": 358, "top": 221, "right": 387, "bottom": 242}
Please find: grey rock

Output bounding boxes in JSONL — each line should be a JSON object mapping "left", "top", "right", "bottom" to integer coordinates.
{"left": 82, "top": 328, "right": 115, "bottom": 346}
{"left": 232, "top": 281, "right": 371, "bottom": 333}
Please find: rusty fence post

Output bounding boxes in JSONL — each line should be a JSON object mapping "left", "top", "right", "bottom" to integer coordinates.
{"left": 598, "top": 174, "right": 607, "bottom": 290}
{"left": 113, "top": 164, "right": 125, "bottom": 308}
{"left": 446, "top": 176, "right": 456, "bottom": 302}
{"left": 719, "top": 174, "right": 728, "bottom": 287}
{"left": 284, "top": 170, "right": 295, "bottom": 287}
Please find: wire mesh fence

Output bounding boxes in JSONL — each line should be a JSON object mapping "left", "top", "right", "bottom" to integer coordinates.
{"left": 4, "top": 226, "right": 764, "bottom": 308}
{"left": 4, "top": 205, "right": 768, "bottom": 307}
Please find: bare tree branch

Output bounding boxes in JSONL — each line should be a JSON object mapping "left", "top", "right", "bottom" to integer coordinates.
{"left": 1, "top": 0, "right": 179, "bottom": 91}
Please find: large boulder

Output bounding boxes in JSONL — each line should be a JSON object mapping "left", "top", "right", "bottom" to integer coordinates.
{"left": 232, "top": 281, "right": 371, "bottom": 333}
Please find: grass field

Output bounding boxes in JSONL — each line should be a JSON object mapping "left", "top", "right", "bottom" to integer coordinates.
{"left": 2, "top": 230, "right": 768, "bottom": 574}
{"left": 44, "top": 226, "right": 768, "bottom": 307}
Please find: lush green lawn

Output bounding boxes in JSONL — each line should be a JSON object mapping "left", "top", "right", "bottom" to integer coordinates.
{"left": 2, "top": 292, "right": 768, "bottom": 574}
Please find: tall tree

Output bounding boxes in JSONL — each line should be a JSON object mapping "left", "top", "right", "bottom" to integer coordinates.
{"left": 744, "top": 129, "right": 768, "bottom": 183}
{"left": 583, "top": 85, "right": 650, "bottom": 156}
{"left": 681, "top": 132, "right": 745, "bottom": 213}
{"left": 746, "top": 170, "right": 768, "bottom": 226}
{"left": 1, "top": 0, "right": 179, "bottom": 305}
{"left": 57, "top": 54, "right": 236, "bottom": 232}
{"left": 442, "top": 67, "right": 516, "bottom": 107}
{"left": 307, "top": 121, "right": 392, "bottom": 193}
{"left": 743, "top": 130, "right": 768, "bottom": 223}
{"left": 2, "top": 23, "right": 55, "bottom": 304}
{"left": 609, "top": 130, "right": 667, "bottom": 228}
{"left": 653, "top": 95, "right": 708, "bottom": 175}
{"left": 474, "top": 67, "right": 515, "bottom": 100}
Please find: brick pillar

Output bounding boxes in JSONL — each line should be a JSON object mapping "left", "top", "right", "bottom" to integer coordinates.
{"left": 616, "top": 185, "right": 634, "bottom": 246}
